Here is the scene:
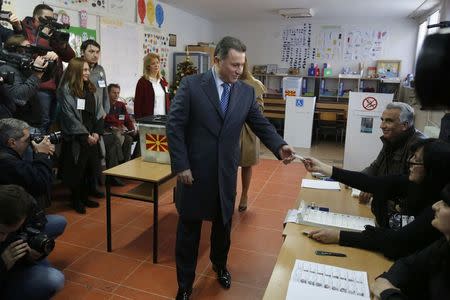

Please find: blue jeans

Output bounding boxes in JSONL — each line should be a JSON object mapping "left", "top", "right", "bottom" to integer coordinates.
{"left": 35, "top": 90, "right": 57, "bottom": 134}
{"left": 0, "top": 258, "right": 65, "bottom": 300}
{"left": 44, "top": 215, "right": 67, "bottom": 239}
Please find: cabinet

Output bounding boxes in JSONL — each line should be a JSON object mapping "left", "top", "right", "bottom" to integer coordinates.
{"left": 172, "top": 52, "right": 210, "bottom": 84}
{"left": 186, "top": 45, "right": 215, "bottom": 66}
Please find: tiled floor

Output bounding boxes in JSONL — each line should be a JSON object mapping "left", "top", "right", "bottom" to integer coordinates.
{"left": 47, "top": 142, "right": 343, "bottom": 300}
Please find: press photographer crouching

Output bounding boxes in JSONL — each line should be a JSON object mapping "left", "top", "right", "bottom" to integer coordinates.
{"left": 0, "top": 118, "right": 66, "bottom": 238}
{"left": 0, "top": 184, "right": 64, "bottom": 300}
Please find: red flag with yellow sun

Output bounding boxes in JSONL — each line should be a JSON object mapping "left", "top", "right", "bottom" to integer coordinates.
{"left": 145, "top": 133, "right": 168, "bottom": 152}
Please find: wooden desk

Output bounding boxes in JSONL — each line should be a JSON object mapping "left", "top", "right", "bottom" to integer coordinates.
{"left": 103, "top": 158, "right": 176, "bottom": 263}
{"left": 264, "top": 175, "right": 392, "bottom": 299}
{"left": 263, "top": 235, "right": 392, "bottom": 300}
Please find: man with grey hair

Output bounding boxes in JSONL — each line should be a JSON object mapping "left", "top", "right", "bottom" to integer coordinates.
{"left": 167, "top": 36, "right": 295, "bottom": 299}
{"left": 359, "top": 102, "right": 425, "bottom": 203}
{"left": 0, "top": 118, "right": 67, "bottom": 239}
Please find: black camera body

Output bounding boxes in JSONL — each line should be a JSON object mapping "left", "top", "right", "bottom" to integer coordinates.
{"left": 0, "top": 49, "right": 35, "bottom": 72}
{"left": 31, "top": 131, "right": 62, "bottom": 145}
{"left": 38, "top": 16, "right": 70, "bottom": 44}
{"left": 0, "top": 70, "right": 14, "bottom": 84}
{"left": 14, "top": 226, "right": 55, "bottom": 255}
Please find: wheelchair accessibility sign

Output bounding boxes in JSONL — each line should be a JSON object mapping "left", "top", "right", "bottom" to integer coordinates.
{"left": 295, "top": 98, "right": 304, "bottom": 107}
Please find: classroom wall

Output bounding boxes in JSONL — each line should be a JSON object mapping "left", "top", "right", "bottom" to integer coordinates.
{"left": 213, "top": 17, "right": 418, "bottom": 77}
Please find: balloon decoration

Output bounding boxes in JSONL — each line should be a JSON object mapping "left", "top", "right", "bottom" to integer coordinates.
{"left": 137, "top": 0, "right": 146, "bottom": 24}
{"left": 146, "top": 0, "right": 156, "bottom": 25}
{"left": 155, "top": 4, "right": 164, "bottom": 28}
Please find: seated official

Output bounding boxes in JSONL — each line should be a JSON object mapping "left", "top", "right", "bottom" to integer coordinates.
{"left": 0, "top": 185, "right": 65, "bottom": 300}
{"left": 359, "top": 102, "right": 425, "bottom": 204}
{"left": 103, "top": 84, "right": 136, "bottom": 186}
{"left": 372, "top": 184, "right": 450, "bottom": 300}
{"left": 0, "top": 118, "right": 66, "bottom": 238}
{"left": 302, "top": 138, "right": 450, "bottom": 259}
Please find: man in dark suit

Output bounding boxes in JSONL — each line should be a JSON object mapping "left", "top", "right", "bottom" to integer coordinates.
{"left": 167, "top": 36, "right": 295, "bottom": 300}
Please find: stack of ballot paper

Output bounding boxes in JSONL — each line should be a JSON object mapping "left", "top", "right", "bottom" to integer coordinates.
{"left": 301, "top": 179, "right": 341, "bottom": 190}
{"left": 286, "top": 259, "right": 370, "bottom": 300}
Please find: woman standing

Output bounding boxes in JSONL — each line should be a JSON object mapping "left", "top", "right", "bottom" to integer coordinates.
{"left": 58, "top": 58, "right": 105, "bottom": 214}
{"left": 134, "top": 53, "right": 170, "bottom": 119}
{"left": 238, "top": 60, "right": 266, "bottom": 212}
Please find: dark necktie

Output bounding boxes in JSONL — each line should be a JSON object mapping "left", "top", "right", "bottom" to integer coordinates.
{"left": 220, "top": 83, "right": 231, "bottom": 114}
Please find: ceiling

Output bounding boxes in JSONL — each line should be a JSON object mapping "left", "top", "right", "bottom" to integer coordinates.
{"left": 159, "top": 0, "right": 432, "bottom": 21}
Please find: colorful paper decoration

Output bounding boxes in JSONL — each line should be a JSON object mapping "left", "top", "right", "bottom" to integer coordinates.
{"left": 137, "top": 0, "right": 146, "bottom": 24}
{"left": 155, "top": 4, "right": 164, "bottom": 28}
{"left": 146, "top": 0, "right": 155, "bottom": 25}
{"left": 79, "top": 9, "right": 88, "bottom": 28}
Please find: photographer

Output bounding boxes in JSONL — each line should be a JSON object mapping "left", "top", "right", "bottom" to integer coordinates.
{"left": 0, "top": 118, "right": 66, "bottom": 238}
{"left": 21, "top": 4, "right": 75, "bottom": 133}
{"left": 0, "top": 35, "right": 48, "bottom": 132}
{"left": 0, "top": 184, "right": 64, "bottom": 300}
{"left": 0, "top": 7, "right": 23, "bottom": 45}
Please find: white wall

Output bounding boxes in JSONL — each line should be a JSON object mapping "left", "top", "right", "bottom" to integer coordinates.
{"left": 213, "top": 17, "right": 418, "bottom": 77}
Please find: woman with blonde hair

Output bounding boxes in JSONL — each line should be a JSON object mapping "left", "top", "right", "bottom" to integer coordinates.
{"left": 58, "top": 57, "right": 105, "bottom": 214}
{"left": 134, "top": 53, "right": 170, "bottom": 119}
{"left": 238, "top": 59, "right": 266, "bottom": 211}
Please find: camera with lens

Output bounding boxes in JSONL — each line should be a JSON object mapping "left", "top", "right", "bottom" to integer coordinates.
{"left": 31, "top": 131, "right": 62, "bottom": 145}
{"left": 38, "top": 16, "right": 70, "bottom": 44}
{"left": 0, "top": 70, "right": 14, "bottom": 84}
{"left": 13, "top": 226, "right": 55, "bottom": 255}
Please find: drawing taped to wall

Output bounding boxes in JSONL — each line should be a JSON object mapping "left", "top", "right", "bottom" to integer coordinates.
{"left": 281, "top": 23, "right": 315, "bottom": 69}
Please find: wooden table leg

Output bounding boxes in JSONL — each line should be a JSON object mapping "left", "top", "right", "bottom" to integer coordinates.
{"left": 153, "top": 185, "right": 159, "bottom": 263}
{"left": 106, "top": 175, "right": 112, "bottom": 252}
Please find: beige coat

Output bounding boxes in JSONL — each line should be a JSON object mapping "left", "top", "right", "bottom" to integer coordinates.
{"left": 239, "top": 78, "right": 266, "bottom": 167}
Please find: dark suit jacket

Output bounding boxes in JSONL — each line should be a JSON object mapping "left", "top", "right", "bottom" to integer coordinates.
{"left": 167, "top": 70, "right": 286, "bottom": 223}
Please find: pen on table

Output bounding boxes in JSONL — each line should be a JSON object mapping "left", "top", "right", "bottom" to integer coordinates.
{"left": 315, "top": 250, "right": 347, "bottom": 257}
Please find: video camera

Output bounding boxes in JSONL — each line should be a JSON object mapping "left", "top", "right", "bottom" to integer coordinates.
{"left": 0, "top": 70, "right": 14, "bottom": 84}
{"left": 0, "top": 43, "right": 53, "bottom": 76}
{"left": 37, "top": 16, "right": 70, "bottom": 44}
{"left": 0, "top": 0, "right": 11, "bottom": 21}
{"left": 31, "top": 131, "right": 62, "bottom": 145}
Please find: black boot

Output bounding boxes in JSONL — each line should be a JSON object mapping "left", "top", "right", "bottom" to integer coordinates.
{"left": 71, "top": 188, "right": 86, "bottom": 214}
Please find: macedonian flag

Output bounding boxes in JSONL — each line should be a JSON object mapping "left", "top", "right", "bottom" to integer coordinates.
{"left": 145, "top": 133, "right": 168, "bottom": 152}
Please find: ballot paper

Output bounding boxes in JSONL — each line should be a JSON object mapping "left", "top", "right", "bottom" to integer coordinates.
{"left": 295, "top": 201, "right": 375, "bottom": 232}
{"left": 301, "top": 179, "right": 341, "bottom": 190}
{"left": 351, "top": 188, "right": 361, "bottom": 198}
{"left": 286, "top": 259, "right": 370, "bottom": 300}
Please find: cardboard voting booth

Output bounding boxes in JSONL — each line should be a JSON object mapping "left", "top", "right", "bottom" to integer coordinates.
{"left": 343, "top": 92, "right": 393, "bottom": 171}
{"left": 284, "top": 95, "right": 316, "bottom": 148}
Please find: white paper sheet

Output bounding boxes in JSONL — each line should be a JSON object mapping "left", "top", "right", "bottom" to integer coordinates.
{"left": 301, "top": 179, "right": 341, "bottom": 190}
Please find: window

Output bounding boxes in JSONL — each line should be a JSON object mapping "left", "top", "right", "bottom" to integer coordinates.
{"left": 414, "top": 10, "right": 440, "bottom": 70}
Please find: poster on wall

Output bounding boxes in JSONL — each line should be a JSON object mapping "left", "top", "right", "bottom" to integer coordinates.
{"left": 281, "top": 23, "right": 315, "bottom": 70}
{"left": 314, "top": 25, "right": 343, "bottom": 61}
{"left": 142, "top": 29, "right": 170, "bottom": 76}
{"left": 137, "top": 0, "right": 165, "bottom": 28}
{"left": 0, "top": 0, "right": 16, "bottom": 28}
{"left": 343, "top": 28, "right": 388, "bottom": 61}
{"left": 67, "top": 26, "right": 97, "bottom": 56}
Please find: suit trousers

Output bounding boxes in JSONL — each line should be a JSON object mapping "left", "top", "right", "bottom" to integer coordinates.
{"left": 175, "top": 205, "right": 232, "bottom": 291}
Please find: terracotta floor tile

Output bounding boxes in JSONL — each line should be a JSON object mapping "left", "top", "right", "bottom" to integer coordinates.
{"left": 192, "top": 275, "right": 264, "bottom": 300}
{"left": 113, "top": 286, "right": 169, "bottom": 299}
{"left": 260, "top": 182, "right": 300, "bottom": 198}
{"left": 48, "top": 241, "right": 91, "bottom": 270}
{"left": 87, "top": 203, "right": 148, "bottom": 226}
{"left": 68, "top": 250, "right": 141, "bottom": 284}
{"left": 53, "top": 281, "right": 112, "bottom": 300}
{"left": 252, "top": 193, "right": 297, "bottom": 212}
{"left": 122, "top": 263, "right": 178, "bottom": 298}
{"left": 203, "top": 248, "right": 277, "bottom": 288}
{"left": 238, "top": 208, "right": 286, "bottom": 232}
{"left": 64, "top": 269, "right": 119, "bottom": 294}
{"left": 231, "top": 224, "right": 283, "bottom": 255}
{"left": 60, "top": 218, "right": 124, "bottom": 248}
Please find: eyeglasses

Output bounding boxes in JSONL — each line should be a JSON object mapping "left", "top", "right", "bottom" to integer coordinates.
{"left": 409, "top": 161, "right": 424, "bottom": 166}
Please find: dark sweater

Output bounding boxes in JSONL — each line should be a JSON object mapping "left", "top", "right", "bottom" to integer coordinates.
{"left": 379, "top": 237, "right": 450, "bottom": 300}
{"left": 331, "top": 167, "right": 441, "bottom": 259}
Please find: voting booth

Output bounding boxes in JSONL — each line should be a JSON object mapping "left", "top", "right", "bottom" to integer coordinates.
{"left": 284, "top": 95, "right": 316, "bottom": 148}
{"left": 343, "top": 92, "right": 393, "bottom": 171}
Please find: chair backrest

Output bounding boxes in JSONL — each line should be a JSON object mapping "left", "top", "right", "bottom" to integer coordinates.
{"left": 319, "top": 112, "right": 337, "bottom": 121}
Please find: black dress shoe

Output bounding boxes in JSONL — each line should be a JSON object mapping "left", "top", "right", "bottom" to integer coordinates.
{"left": 89, "top": 188, "right": 105, "bottom": 198}
{"left": 175, "top": 289, "right": 191, "bottom": 300}
{"left": 84, "top": 199, "right": 100, "bottom": 208}
{"left": 212, "top": 265, "right": 231, "bottom": 289}
{"left": 73, "top": 202, "right": 86, "bottom": 214}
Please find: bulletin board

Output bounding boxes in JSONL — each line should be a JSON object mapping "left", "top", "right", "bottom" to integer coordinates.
{"left": 100, "top": 18, "right": 143, "bottom": 98}
{"left": 281, "top": 23, "right": 315, "bottom": 69}
{"left": 142, "top": 28, "right": 170, "bottom": 76}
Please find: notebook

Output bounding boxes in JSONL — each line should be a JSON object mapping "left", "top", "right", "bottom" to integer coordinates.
{"left": 301, "top": 179, "right": 341, "bottom": 190}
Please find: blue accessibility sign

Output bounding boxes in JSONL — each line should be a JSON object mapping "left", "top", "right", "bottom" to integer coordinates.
{"left": 295, "top": 99, "right": 304, "bottom": 107}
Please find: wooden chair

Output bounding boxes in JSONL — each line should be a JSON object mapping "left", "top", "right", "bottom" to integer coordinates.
{"left": 315, "top": 112, "right": 344, "bottom": 143}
